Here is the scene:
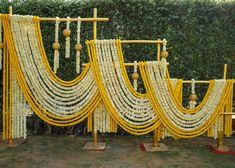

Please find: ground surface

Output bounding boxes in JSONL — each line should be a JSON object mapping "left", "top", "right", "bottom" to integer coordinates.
{"left": 0, "top": 135, "right": 235, "bottom": 168}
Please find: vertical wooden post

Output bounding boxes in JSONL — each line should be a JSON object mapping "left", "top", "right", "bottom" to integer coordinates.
{"left": 223, "top": 64, "right": 227, "bottom": 80}
{"left": 217, "top": 131, "right": 224, "bottom": 147}
{"left": 157, "top": 39, "right": 161, "bottom": 61}
{"left": 8, "top": 5, "right": 14, "bottom": 146}
{"left": 153, "top": 128, "right": 159, "bottom": 147}
{"left": 92, "top": 8, "right": 98, "bottom": 145}
{"left": 9, "top": 6, "right": 13, "bottom": 15}
{"left": 93, "top": 8, "right": 97, "bottom": 40}
{"left": 216, "top": 64, "right": 228, "bottom": 150}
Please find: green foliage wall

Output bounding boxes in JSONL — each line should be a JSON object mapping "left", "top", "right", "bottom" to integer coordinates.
{"left": 1, "top": 0, "right": 234, "bottom": 80}
{"left": 0, "top": 0, "right": 234, "bottom": 134}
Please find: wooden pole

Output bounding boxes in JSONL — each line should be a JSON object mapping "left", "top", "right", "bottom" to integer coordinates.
{"left": 221, "top": 112, "right": 235, "bottom": 115}
{"left": 217, "top": 131, "right": 224, "bottom": 147}
{"left": 183, "top": 80, "right": 210, "bottom": 84}
{"left": 121, "top": 40, "right": 163, "bottom": 44}
{"left": 8, "top": 6, "right": 14, "bottom": 145}
{"left": 82, "top": 62, "right": 169, "bottom": 67}
{"left": 157, "top": 39, "right": 161, "bottom": 61}
{"left": 216, "top": 63, "right": 228, "bottom": 150}
{"left": 9, "top": 6, "right": 12, "bottom": 15}
{"left": 40, "top": 17, "right": 109, "bottom": 22}
{"left": 153, "top": 128, "right": 159, "bottom": 147}
{"left": 92, "top": 8, "right": 98, "bottom": 145}
{"left": 223, "top": 64, "right": 227, "bottom": 80}
{"left": 93, "top": 8, "right": 97, "bottom": 40}
{"left": 93, "top": 128, "right": 98, "bottom": 145}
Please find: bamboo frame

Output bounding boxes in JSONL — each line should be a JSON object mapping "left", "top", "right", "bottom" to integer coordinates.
{"left": 5, "top": 7, "right": 235, "bottom": 146}
{"left": 83, "top": 39, "right": 166, "bottom": 67}
{"left": 183, "top": 80, "right": 234, "bottom": 84}
{"left": 221, "top": 113, "right": 235, "bottom": 115}
{"left": 157, "top": 39, "right": 161, "bottom": 61}
{"left": 8, "top": 6, "right": 13, "bottom": 144}
{"left": 223, "top": 64, "right": 227, "bottom": 80}
{"left": 9, "top": 6, "right": 12, "bottom": 15}
{"left": 121, "top": 40, "right": 164, "bottom": 44}
{"left": 183, "top": 80, "right": 210, "bottom": 84}
{"left": 92, "top": 8, "right": 98, "bottom": 145}
{"left": 153, "top": 128, "right": 159, "bottom": 147}
{"left": 93, "top": 8, "right": 97, "bottom": 40}
{"left": 82, "top": 62, "right": 169, "bottom": 67}
{"left": 6, "top": 7, "right": 233, "bottom": 85}
{"left": 183, "top": 64, "right": 232, "bottom": 84}
{"left": 7, "top": 6, "right": 109, "bottom": 22}
{"left": 40, "top": 17, "right": 109, "bottom": 22}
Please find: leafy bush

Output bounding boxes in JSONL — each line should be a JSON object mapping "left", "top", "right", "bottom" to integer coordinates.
{"left": 1, "top": 0, "right": 234, "bottom": 80}
{"left": 0, "top": 0, "right": 234, "bottom": 134}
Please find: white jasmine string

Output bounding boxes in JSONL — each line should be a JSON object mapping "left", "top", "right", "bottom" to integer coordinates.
{"left": 161, "top": 39, "right": 167, "bottom": 77}
{"left": 189, "top": 79, "right": 196, "bottom": 109}
{"left": 65, "top": 16, "right": 71, "bottom": 58}
{"left": 53, "top": 17, "right": 60, "bottom": 73}
{"left": 133, "top": 61, "right": 138, "bottom": 90}
{"left": 76, "top": 16, "right": 81, "bottom": 74}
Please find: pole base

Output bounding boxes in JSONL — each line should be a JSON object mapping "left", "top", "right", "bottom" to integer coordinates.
{"left": 215, "top": 145, "right": 230, "bottom": 152}
{"left": 0, "top": 138, "right": 27, "bottom": 148}
{"left": 82, "top": 142, "right": 106, "bottom": 150}
{"left": 140, "top": 143, "right": 169, "bottom": 152}
{"left": 8, "top": 138, "right": 27, "bottom": 148}
{"left": 208, "top": 145, "right": 235, "bottom": 155}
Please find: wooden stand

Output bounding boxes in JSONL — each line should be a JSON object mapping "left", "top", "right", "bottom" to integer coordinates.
{"left": 0, "top": 138, "right": 27, "bottom": 148}
{"left": 208, "top": 131, "right": 235, "bottom": 154}
{"left": 82, "top": 129, "right": 106, "bottom": 150}
{"left": 82, "top": 8, "right": 106, "bottom": 151}
{"left": 141, "top": 128, "right": 169, "bottom": 152}
{"left": 212, "top": 131, "right": 230, "bottom": 152}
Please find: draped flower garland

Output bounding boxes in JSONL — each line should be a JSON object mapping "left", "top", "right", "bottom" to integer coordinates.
{"left": 1, "top": 14, "right": 233, "bottom": 141}
{"left": 87, "top": 40, "right": 160, "bottom": 135}
{"left": 1, "top": 15, "right": 101, "bottom": 139}
{"left": 87, "top": 39, "right": 233, "bottom": 138}
{"left": 139, "top": 61, "right": 233, "bottom": 138}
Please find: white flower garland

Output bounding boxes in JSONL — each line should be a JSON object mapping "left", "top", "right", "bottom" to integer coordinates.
{"left": 10, "top": 15, "right": 98, "bottom": 117}
{"left": 53, "top": 17, "right": 60, "bottom": 73}
{"left": 94, "top": 102, "right": 111, "bottom": 133}
{"left": 133, "top": 61, "right": 138, "bottom": 90}
{"left": 147, "top": 61, "right": 226, "bottom": 131}
{"left": 160, "top": 39, "right": 167, "bottom": 77}
{"left": 95, "top": 40, "right": 157, "bottom": 125}
{"left": 65, "top": 16, "right": 71, "bottom": 58}
{"left": 12, "top": 71, "right": 27, "bottom": 139}
{"left": 76, "top": 16, "right": 81, "bottom": 74}
{"left": 189, "top": 78, "right": 197, "bottom": 109}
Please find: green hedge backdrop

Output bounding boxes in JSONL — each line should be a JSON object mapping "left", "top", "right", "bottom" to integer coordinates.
{"left": 0, "top": 0, "right": 234, "bottom": 134}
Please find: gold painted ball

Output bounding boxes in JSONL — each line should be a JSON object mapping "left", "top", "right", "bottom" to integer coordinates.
{"left": 0, "top": 42, "right": 4, "bottom": 49}
{"left": 75, "top": 43, "right": 82, "bottom": 51}
{"left": 161, "top": 50, "right": 169, "bottom": 58}
{"left": 52, "top": 42, "right": 60, "bottom": 50}
{"left": 189, "top": 94, "right": 198, "bottom": 101}
{"left": 63, "top": 29, "right": 71, "bottom": 37}
{"left": 132, "top": 72, "right": 139, "bottom": 80}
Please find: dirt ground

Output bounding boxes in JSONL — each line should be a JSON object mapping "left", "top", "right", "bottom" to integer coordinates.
{"left": 0, "top": 135, "right": 235, "bottom": 168}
